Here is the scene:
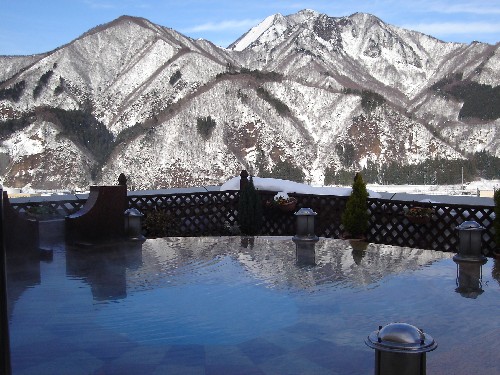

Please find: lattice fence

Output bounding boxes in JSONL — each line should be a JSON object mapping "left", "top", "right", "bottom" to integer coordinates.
{"left": 7, "top": 197, "right": 86, "bottom": 218}
{"left": 127, "top": 190, "right": 496, "bottom": 254}
{"left": 128, "top": 191, "right": 240, "bottom": 236}
{"left": 7, "top": 190, "right": 497, "bottom": 254}
{"left": 367, "top": 198, "right": 496, "bottom": 253}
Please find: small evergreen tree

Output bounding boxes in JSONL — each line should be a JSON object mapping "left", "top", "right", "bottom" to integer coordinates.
{"left": 494, "top": 189, "right": 500, "bottom": 249}
{"left": 341, "top": 173, "right": 369, "bottom": 238}
{"left": 238, "top": 177, "right": 262, "bottom": 235}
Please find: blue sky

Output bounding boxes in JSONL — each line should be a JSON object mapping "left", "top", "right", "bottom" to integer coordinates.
{"left": 1, "top": 0, "right": 500, "bottom": 55}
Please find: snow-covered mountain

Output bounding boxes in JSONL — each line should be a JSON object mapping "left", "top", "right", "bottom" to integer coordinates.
{"left": 0, "top": 11, "right": 499, "bottom": 190}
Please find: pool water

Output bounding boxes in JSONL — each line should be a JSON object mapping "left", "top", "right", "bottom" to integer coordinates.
{"left": 6, "top": 236, "right": 500, "bottom": 375}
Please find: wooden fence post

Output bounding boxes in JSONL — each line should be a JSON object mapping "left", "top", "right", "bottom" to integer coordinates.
{"left": 0, "top": 188, "right": 12, "bottom": 375}
{"left": 240, "top": 170, "right": 249, "bottom": 191}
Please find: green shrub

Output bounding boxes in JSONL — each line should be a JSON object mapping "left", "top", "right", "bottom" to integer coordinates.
{"left": 341, "top": 173, "right": 369, "bottom": 238}
{"left": 143, "top": 209, "right": 179, "bottom": 237}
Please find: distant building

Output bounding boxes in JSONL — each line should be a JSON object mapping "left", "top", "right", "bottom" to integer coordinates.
{"left": 479, "top": 190, "right": 495, "bottom": 198}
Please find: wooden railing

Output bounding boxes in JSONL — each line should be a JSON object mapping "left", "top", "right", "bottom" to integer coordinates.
{"left": 127, "top": 189, "right": 496, "bottom": 254}
{"left": 7, "top": 189, "right": 497, "bottom": 254}
{"left": 366, "top": 198, "right": 495, "bottom": 252}
{"left": 128, "top": 190, "right": 240, "bottom": 236}
{"left": 7, "top": 197, "right": 86, "bottom": 218}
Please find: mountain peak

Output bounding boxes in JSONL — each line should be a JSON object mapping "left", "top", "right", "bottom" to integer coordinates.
{"left": 229, "top": 9, "right": 325, "bottom": 51}
{"left": 228, "top": 13, "right": 287, "bottom": 51}
{"left": 79, "top": 15, "right": 156, "bottom": 40}
{"left": 288, "top": 9, "right": 320, "bottom": 21}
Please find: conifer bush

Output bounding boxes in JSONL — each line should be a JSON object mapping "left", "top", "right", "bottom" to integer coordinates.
{"left": 341, "top": 173, "right": 369, "bottom": 238}
{"left": 238, "top": 177, "right": 262, "bottom": 235}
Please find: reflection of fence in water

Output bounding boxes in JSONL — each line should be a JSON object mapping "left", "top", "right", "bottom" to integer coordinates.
{"left": 7, "top": 190, "right": 496, "bottom": 253}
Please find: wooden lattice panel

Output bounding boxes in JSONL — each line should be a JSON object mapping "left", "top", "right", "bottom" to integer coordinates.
{"left": 129, "top": 191, "right": 239, "bottom": 236}
{"left": 10, "top": 198, "right": 86, "bottom": 218}
{"left": 8, "top": 190, "right": 496, "bottom": 254}
{"left": 367, "top": 198, "right": 496, "bottom": 253}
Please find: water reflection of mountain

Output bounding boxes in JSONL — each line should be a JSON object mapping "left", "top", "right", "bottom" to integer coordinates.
{"left": 135, "top": 237, "right": 451, "bottom": 293}
{"left": 238, "top": 238, "right": 450, "bottom": 291}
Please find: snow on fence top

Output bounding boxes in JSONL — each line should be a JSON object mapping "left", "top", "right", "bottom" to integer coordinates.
{"left": 220, "top": 176, "right": 382, "bottom": 198}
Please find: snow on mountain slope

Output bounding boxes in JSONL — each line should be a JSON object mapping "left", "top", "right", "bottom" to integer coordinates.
{"left": 0, "top": 119, "right": 95, "bottom": 189}
{"left": 100, "top": 78, "right": 316, "bottom": 188}
{"left": 0, "top": 11, "right": 499, "bottom": 191}
{"left": 230, "top": 14, "right": 285, "bottom": 51}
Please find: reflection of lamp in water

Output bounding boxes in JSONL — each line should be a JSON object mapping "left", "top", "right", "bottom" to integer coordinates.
{"left": 294, "top": 242, "right": 317, "bottom": 265}
{"left": 453, "top": 220, "right": 487, "bottom": 298}
{"left": 292, "top": 208, "right": 318, "bottom": 266}
{"left": 454, "top": 257, "right": 487, "bottom": 299}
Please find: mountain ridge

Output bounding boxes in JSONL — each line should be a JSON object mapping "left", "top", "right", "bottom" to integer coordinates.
{"left": 0, "top": 10, "right": 499, "bottom": 190}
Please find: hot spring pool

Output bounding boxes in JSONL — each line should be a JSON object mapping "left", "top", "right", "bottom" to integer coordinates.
{"left": 6, "top": 236, "right": 500, "bottom": 375}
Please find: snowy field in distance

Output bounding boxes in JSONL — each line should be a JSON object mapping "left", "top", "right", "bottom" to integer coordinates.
{"left": 366, "top": 179, "right": 500, "bottom": 197}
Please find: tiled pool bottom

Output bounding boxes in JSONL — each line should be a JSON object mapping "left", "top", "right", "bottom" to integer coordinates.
{"left": 6, "top": 237, "right": 500, "bottom": 375}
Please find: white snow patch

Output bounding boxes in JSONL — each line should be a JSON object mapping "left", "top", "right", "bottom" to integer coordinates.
{"left": 367, "top": 179, "right": 500, "bottom": 197}
{"left": 220, "top": 176, "right": 381, "bottom": 198}
{"left": 232, "top": 14, "right": 280, "bottom": 51}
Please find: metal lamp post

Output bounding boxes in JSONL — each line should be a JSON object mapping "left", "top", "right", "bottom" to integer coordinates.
{"left": 124, "top": 208, "right": 145, "bottom": 241}
{"left": 365, "top": 322, "right": 437, "bottom": 375}
{"left": 454, "top": 221, "right": 486, "bottom": 262}
{"left": 293, "top": 208, "right": 318, "bottom": 241}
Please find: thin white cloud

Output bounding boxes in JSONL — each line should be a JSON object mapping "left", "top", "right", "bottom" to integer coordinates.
{"left": 82, "top": 0, "right": 117, "bottom": 9}
{"left": 405, "top": 22, "right": 500, "bottom": 35}
{"left": 184, "top": 19, "right": 262, "bottom": 33}
{"left": 82, "top": 0, "right": 151, "bottom": 10}
{"left": 427, "top": 1, "right": 500, "bottom": 15}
